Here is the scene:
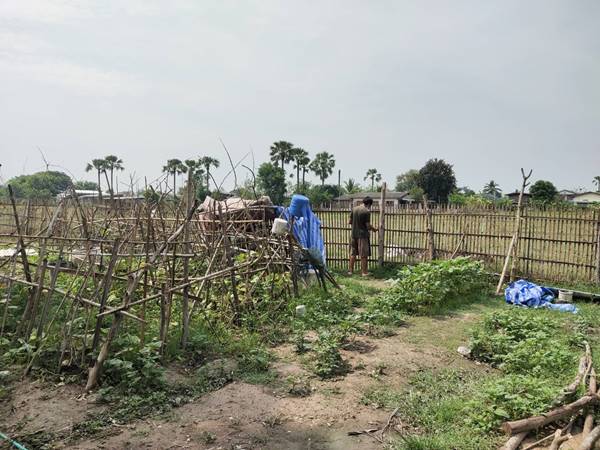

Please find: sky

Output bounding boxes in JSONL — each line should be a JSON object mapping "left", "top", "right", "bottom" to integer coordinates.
{"left": 0, "top": 0, "right": 598, "bottom": 194}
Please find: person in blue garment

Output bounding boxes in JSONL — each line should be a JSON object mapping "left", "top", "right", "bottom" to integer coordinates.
{"left": 348, "top": 196, "right": 377, "bottom": 276}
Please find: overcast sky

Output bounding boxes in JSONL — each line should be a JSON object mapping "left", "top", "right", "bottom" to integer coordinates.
{"left": 0, "top": 0, "right": 598, "bottom": 193}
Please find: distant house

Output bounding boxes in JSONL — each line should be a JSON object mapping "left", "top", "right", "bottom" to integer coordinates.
{"left": 571, "top": 192, "right": 600, "bottom": 205}
{"left": 332, "top": 191, "right": 413, "bottom": 209}
{"left": 57, "top": 190, "right": 144, "bottom": 203}
{"left": 558, "top": 190, "right": 577, "bottom": 201}
{"left": 505, "top": 191, "right": 531, "bottom": 204}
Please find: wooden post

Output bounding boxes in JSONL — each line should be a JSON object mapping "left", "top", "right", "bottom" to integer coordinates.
{"left": 8, "top": 185, "right": 32, "bottom": 284}
{"left": 596, "top": 211, "right": 600, "bottom": 284}
{"left": 423, "top": 194, "right": 435, "bottom": 261}
{"left": 378, "top": 182, "right": 387, "bottom": 268}
{"left": 180, "top": 170, "right": 194, "bottom": 348}
{"left": 496, "top": 168, "right": 532, "bottom": 294}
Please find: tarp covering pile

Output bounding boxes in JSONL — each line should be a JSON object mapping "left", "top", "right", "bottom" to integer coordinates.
{"left": 505, "top": 279, "right": 578, "bottom": 313}
{"left": 277, "top": 194, "right": 326, "bottom": 265}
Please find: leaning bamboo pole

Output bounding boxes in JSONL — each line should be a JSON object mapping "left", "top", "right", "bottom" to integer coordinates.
{"left": 496, "top": 168, "right": 532, "bottom": 295}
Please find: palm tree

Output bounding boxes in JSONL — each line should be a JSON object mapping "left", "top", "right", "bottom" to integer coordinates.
{"left": 309, "top": 152, "right": 335, "bottom": 185}
{"left": 162, "top": 159, "right": 188, "bottom": 197}
{"left": 199, "top": 156, "right": 220, "bottom": 192}
{"left": 269, "top": 141, "right": 295, "bottom": 173}
{"left": 103, "top": 155, "right": 124, "bottom": 197}
{"left": 291, "top": 148, "right": 309, "bottom": 192}
{"left": 593, "top": 176, "right": 600, "bottom": 192}
{"left": 344, "top": 178, "right": 361, "bottom": 194}
{"left": 85, "top": 159, "right": 106, "bottom": 200}
{"left": 483, "top": 180, "right": 502, "bottom": 198}
{"left": 364, "top": 169, "right": 382, "bottom": 191}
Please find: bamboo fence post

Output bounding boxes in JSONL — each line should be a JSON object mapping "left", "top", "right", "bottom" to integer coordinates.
{"left": 423, "top": 194, "right": 435, "bottom": 261}
{"left": 180, "top": 170, "right": 194, "bottom": 348}
{"left": 596, "top": 210, "right": 600, "bottom": 284}
{"left": 378, "top": 182, "right": 387, "bottom": 268}
{"left": 90, "top": 239, "right": 121, "bottom": 354}
{"left": 8, "top": 185, "right": 32, "bottom": 284}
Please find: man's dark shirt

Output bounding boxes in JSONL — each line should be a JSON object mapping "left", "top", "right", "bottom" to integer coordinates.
{"left": 350, "top": 205, "right": 371, "bottom": 239}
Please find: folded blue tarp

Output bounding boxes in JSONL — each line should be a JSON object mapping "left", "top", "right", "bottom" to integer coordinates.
{"left": 505, "top": 279, "right": 578, "bottom": 313}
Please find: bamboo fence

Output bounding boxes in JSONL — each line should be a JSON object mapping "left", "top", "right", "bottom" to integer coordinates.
{"left": 316, "top": 204, "right": 600, "bottom": 283}
{"left": 0, "top": 186, "right": 308, "bottom": 389}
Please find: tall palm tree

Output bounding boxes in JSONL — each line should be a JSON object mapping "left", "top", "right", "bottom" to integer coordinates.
{"left": 199, "top": 156, "right": 220, "bottom": 193}
{"left": 483, "top": 180, "right": 502, "bottom": 198}
{"left": 103, "top": 155, "right": 124, "bottom": 197}
{"left": 269, "top": 141, "right": 294, "bottom": 173}
{"left": 594, "top": 176, "right": 600, "bottom": 192}
{"left": 309, "top": 152, "right": 335, "bottom": 185}
{"left": 364, "top": 169, "right": 382, "bottom": 191}
{"left": 291, "top": 148, "right": 309, "bottom": 192}
{"left": 162, "top": 159, "right": 188, "bottom": 197}
{"left": 185, "top": 159, "right": 204, "bottom": 184}
{"left": 85, "top": 159, "right": 106, "bottom": 200}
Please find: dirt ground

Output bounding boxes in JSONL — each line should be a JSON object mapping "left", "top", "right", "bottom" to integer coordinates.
{"left": 1, "top": 279, "right": 500, "bottom": 450}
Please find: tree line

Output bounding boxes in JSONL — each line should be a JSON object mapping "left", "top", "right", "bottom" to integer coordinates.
{"left": 1, "top": 143, "right": 599, "bottom": 206}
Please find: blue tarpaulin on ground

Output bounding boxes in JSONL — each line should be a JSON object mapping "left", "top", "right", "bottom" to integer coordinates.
{"left": 276, "top": 195, "right": 326, "bottom": 265}
{"left": 505, "top": 279, "right": 578, "bottom": 313}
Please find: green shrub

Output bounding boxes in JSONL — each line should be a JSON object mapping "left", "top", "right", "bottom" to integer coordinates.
{"left": 469, "top": 309, "right": 577, "bottom": 375}
{"left": 466, "top": 374, "right": 560, "bottom": 431}
{"left": 103, "top": 335, "right": 164, "bottom": 393}
{"left": 312, "top": 330, "right": 347, "bottom": 378}
{"left": 369, "top": 257, "right": 488, "bottom": 315}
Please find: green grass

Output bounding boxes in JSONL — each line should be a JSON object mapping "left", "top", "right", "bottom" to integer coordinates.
{"left": 362, "top": 368, "right": 500, "bottom": 450}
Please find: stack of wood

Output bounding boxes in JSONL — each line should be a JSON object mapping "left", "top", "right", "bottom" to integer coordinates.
{"left": 502, "top": 343, "right": 600, "bottom": 450}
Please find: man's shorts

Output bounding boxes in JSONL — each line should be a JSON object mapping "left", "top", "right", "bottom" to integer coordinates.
{"left": 351, "top": 237, "right": 371, "bottom": 257}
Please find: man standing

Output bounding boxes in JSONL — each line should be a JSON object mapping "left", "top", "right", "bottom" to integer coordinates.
{"left": 349, "top": 196, "right": 377, "bottom": 276}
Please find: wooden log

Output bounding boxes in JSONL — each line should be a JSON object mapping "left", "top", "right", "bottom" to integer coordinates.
{"left": 501, "top": 431, "right": 527, "bottom": 450}
{"left": 501, "top": 394, "right": 598, "bottom": 435}
{"left": 548, "top": 429, "right": 570, "bottom": 450}
{"left": 583, "top": 369, "right": 597, "bottom": 437}
{"left": 578, "top": 425, "right": 600, "bottom": 450}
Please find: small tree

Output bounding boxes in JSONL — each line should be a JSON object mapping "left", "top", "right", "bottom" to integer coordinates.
{"left": 594, "top": 176, "right": 600, "bottom": 192}
{"left": 530, "top": 180, "right": 558, "bottom": 203}
{"left": 364, "top": 169, "right": 382, "bottom": 191}
{"left": 307, "top": 184, "right": 342, "bottom": 206}
{"left": 417, "top": 158, "right": 456, "bottom": 203}
{"left": 395, "top": 169, "right": 419, "bottom": 192}
{"left": 7, "top": 171, "right": 72, "bottom": 199}
{"left": 162, "top": 159, "right": 188, "bottom": 197}
{"left": 343, "top": 178, "right": 361, "bottom": 194}
{"left": 257, "top": 162, "right": 286, "bottom": 204}
{"left": 482, "top": 180, "right": 502, "bottom": 198}
{"left": 309, "top": 152, "right": 335, "bottom": 185}
{"left": 269, "top": 141, "right": 295, "bottom": 173}
{"left": 85, "top": 159, "right": 107, "bottom": 199}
